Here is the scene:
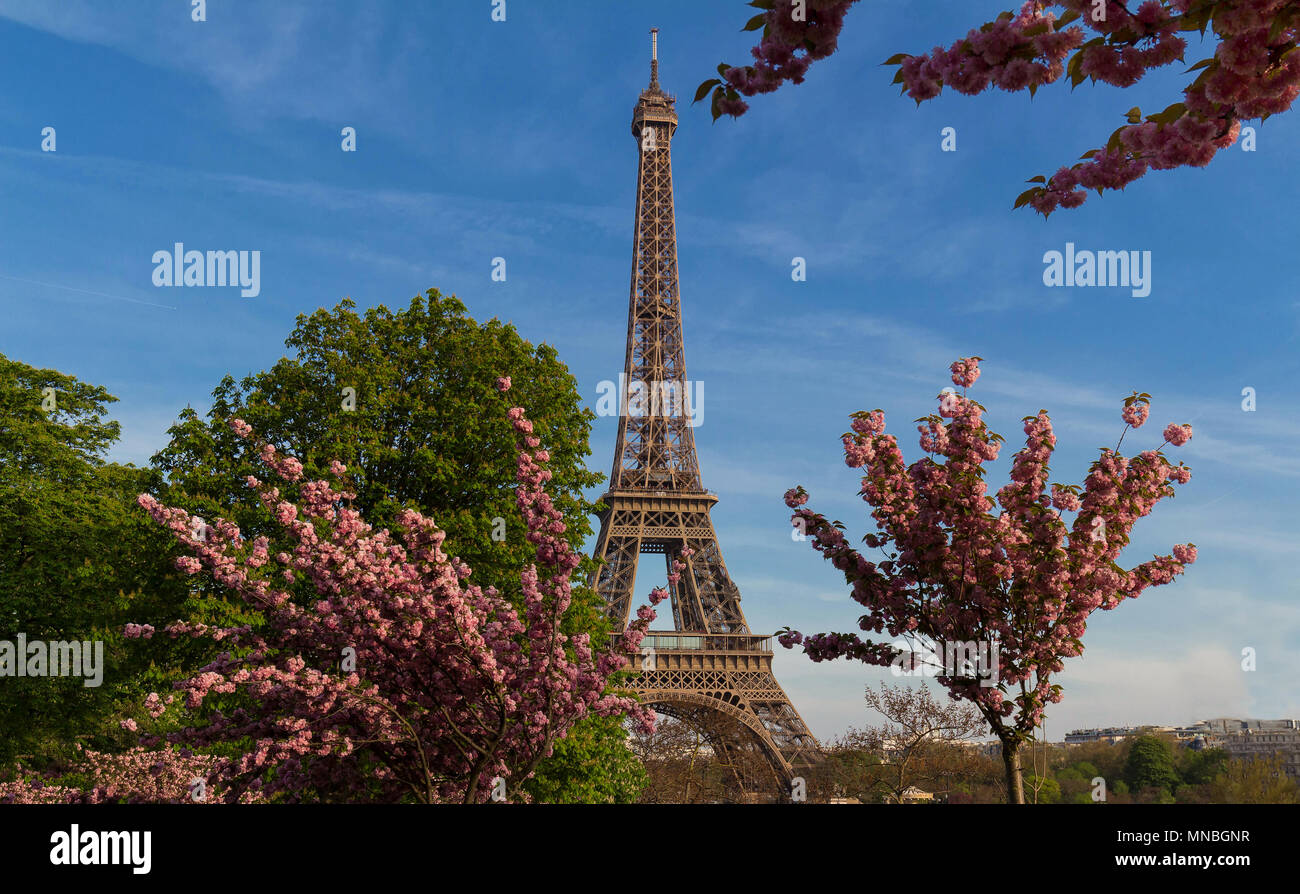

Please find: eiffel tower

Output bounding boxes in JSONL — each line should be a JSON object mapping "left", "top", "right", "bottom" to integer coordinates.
{"left": 589, "top": 30, "right": 818, "bottom": 793}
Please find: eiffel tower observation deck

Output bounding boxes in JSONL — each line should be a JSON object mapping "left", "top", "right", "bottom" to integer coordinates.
{"left": 588, "top": 29, "right": 819, "bottom": 793}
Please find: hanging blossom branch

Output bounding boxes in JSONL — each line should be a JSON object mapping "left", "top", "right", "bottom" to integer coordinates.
{"left": 705, "top": 1, "right": 1299, "bottom": 216}
{"left": 5, "top": 377, "right": 665, "bottom": 804}
{"left": 777, "top": 357, "right": 1196, "bottom": 803}
{"left": 696, "top": 0, "right": 860, "bottom": 119}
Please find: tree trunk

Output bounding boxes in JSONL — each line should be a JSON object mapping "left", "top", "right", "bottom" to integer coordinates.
{"left": 1001, "top": 739, "right": 1025, "bottom": 804}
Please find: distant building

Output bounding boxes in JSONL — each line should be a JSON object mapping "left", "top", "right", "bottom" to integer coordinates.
{"left": 1063, "top": 725, "right": 1185, "bottom": 745}
{"left": 1182, "top": 718, "right": 1300, "bottom": 779}
{"left": 1185, "top": 717, "right": 1300, "bottom": 736}
{"left": 1064, "top": 727, "right": 1141, "bottom": 745}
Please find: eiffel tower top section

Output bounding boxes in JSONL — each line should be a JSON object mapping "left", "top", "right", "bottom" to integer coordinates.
{"left": 611, "top": 28, "right": 701, "bottom": 494}
{"left": 633, "top": 28, "right": 677, "bottom": 133}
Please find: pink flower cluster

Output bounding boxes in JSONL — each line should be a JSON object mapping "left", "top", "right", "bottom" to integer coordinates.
{"left": 781, "top": 358, "right": 1196, "bottom": 742}
{"left": 851, "top": 410, "right": 886, "bottom": 436}
{"left": 899, "top": 2, "right": 1083, "bottom": 101}
{"left": 1163, "top": 423, "right": 1193, "bottom": 446}
{"left": 1122, "top": 402, "right": 1150, "bottom": 428}
{"left": 1051, "top": 483, "right": 1082, "bottom": 512}
{"left": 666, "top": 546, "right": 693, "bottom": 587}
{"left": 143, "top": 692, "right": 173, "bottom": 719}
{"left": 950, "top": 357, "right": 981, "bottom": 388}
{"left": 706, "top": 0, "right": 858, "bottom": 117}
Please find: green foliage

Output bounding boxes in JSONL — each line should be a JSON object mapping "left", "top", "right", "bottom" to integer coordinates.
{"left": 1064, "top": 739, "right": 1129, "bottom": 786}
{"left": 1071, "top": 760, "right": 1099, "bottom": 779}
{"left": 0, "top": 353, "right": 203, "bottom": 768}
{"left": 1025, "top": 774, "right": 1060, "bottom": 804}
{"left": 522, "top": 715, "right": 647, "bottom": 803}
{"left": 1123, "top": 735, "right": 1181, "bottom": 797}
{"left": 1180, "top": 746, "right": 1228, "bottom": 785}
{"left": 1208, "top": 754, "right": 1300, "bottom": 804}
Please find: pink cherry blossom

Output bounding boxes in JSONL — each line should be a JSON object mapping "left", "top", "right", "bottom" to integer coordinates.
{"left": 1163, "top": 423, "right": 1193, "bottom": 446}
{"left": 1122, "top": 403, "right": 1150, "bottom": 428}
{"left": 950, "top": 357, "right": 981, "bottom": 388}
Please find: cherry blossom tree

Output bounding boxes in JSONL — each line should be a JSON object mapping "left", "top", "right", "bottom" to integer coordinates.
{"left": 778, "top": 358, "right": 1197, "bottom": 803}
{"left": 702, "top": 1, "right": 1299, "bottom": 215}
{"left": 5, "top": 378, "right": 665, "bottom": 804}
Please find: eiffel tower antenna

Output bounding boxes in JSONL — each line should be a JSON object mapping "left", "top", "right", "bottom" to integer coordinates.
{"left": 589, "top": 31, "right": 818, "bottom": 796}
{"left": 649, "top": 27, "right": 659, "bottom": 87}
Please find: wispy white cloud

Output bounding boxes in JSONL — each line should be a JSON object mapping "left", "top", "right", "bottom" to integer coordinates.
{"left": 0, "top": 1, "right": 416, "bottom": 126}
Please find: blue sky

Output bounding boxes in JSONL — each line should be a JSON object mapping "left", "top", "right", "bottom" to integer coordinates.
{"left": 2, "top": 0, "right": 1297, "bottom": 743}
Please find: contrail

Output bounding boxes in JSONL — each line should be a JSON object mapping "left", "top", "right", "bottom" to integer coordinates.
{"left": 0, "top": 273, "right": 177, "bottom": 310}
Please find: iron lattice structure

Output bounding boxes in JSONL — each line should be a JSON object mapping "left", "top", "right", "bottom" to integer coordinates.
{"left": 589, "top": 31, "right": 818, "bottom": 791}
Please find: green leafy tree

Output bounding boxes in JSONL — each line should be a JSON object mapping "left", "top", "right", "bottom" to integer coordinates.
{"left": 1054, "top": 766, "right": 1087, "bottom": 802}
{"left": 146, "top": 291, "right": 634, "bottom": 801}
{"left": 1123, "top": 735, "right": 1181, "bottom": 797}
{"left": 1063, "top": 740, "right": 1128, "bottom": 787}
{"left": 521, "top": 715, "right": 647, "bottom": 803}
{"left": 0, "top": 354, "right": 201, "bottom": 768}
{"left": 1070, "top": 760, "right": 1099, "bottom": 779}
{"left": 1180, "top": 746, "right": 1228, "bottom": 785}
{"left": 1208, "top": 754, "right": 1300, "bottom": 804}
{"left": 151, "top": 291, "right": 602, "bottom": 589}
